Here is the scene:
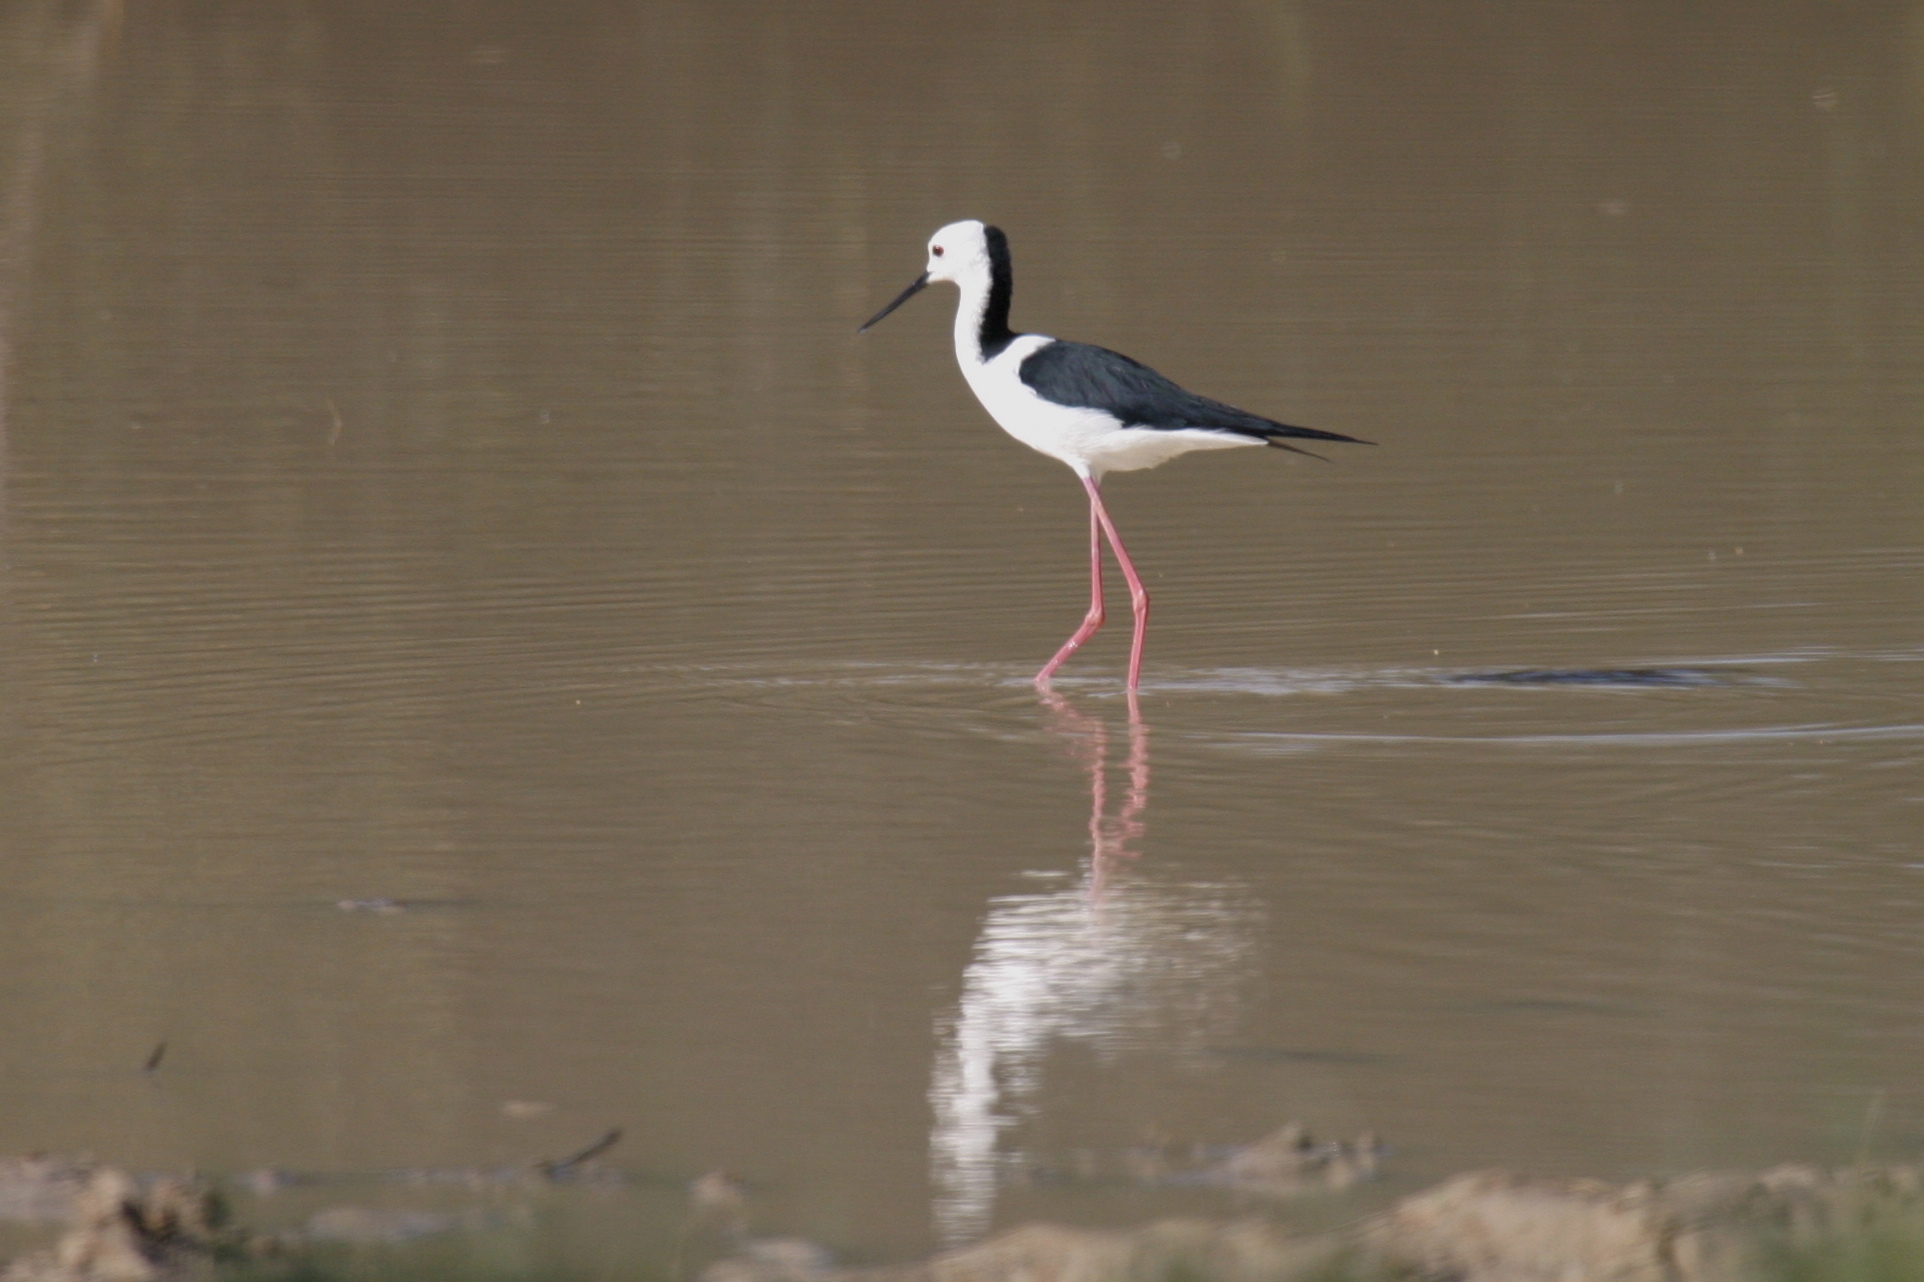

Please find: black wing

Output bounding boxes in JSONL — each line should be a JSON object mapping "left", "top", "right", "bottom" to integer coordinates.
{"left": 1018, "top": 341, "right": 1368, "bottom": 451}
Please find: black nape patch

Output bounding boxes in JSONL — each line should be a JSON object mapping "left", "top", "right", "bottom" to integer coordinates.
{"left": 979, "top": 225, "right": 1016, "bottom": 360}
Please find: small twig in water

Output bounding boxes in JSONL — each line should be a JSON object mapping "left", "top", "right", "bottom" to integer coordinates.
{"left": 143, "top": 1041, "right": 167, "bottom": 1074}
{"left": 535, "top": 1127, "right": 622, "bottom": 1177}
{"left": 324, "top": 396, "right": 344, "bottom": 447}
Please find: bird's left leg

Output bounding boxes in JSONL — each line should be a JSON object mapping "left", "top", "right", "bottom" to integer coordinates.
{"left": 1035, "top": 484, "right": 1107, "bottom": 685}
{"left": 1082, "top": 475, "right": 1150, "bottom": 691}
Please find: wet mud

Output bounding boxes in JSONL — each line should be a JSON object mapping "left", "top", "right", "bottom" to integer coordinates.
{"left": 6, "top": 1139, "right": 1923, "bottom": 1282}
{"left": 710, "top": 1163, "right": 1924, "bottom": 1282}
{"left": 0, "top": 1164, "right": 281, "bottom": 1282}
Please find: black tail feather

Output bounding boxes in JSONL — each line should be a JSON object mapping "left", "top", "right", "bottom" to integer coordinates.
{"left": 1265, "top": 437, "right": 1333, "bottom": 461}
{"left": 1261, "top": 421, "right": 1373, "bottom": 446}
{"left": 1258, "top": 421, "right": 1372, "bottom": 461}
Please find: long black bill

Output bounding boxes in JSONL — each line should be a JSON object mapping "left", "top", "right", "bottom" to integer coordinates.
{"left": 857, "top": 272, "right": 930, "bottom": 333}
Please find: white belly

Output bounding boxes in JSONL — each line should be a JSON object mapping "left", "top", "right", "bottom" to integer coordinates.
{"left": 959, "top": 336, "right": 1260, "bottom": 477}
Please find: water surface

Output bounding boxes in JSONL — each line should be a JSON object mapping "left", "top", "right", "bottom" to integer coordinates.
{"left": 0, "top": 0, "right": 1920, "bottom": 1272}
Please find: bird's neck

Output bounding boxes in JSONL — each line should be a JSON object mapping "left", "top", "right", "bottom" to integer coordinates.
{"left": 953, "top": 255, "right": 1015, "bottom": 367}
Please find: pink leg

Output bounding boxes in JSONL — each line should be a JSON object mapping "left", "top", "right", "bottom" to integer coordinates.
{"left": 1083, "top": 476, "right": 1150, "bottom": 691}
{"left": 1034, "top": 484, "right": 1106, "bottom": 685}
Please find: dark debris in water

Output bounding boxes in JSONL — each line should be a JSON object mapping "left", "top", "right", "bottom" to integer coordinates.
{"left": 1447, "top": 667, "right": 1734, "bottom": 688}
{"left": 532, "top": 1128, "right": 622, "bottom": 1178}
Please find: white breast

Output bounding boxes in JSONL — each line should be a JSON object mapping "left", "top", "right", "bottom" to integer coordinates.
{"left": 961, "top": 336, "right": 1095, "bottom": 468}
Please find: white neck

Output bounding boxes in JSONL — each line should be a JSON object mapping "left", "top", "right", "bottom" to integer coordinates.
{"left": 950, "top": 268, "right": 995, "bottom": 369}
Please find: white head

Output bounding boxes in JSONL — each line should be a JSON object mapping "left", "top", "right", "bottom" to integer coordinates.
{"left": 922, "top": 219, "right": 994, "bottom": 285}
{"left": 858, "top": 219, "right": 1006, "bottom": 333}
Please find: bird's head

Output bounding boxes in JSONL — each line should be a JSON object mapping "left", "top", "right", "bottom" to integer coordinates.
{"left": 922, "top": 219, "right": 993, "bottom": 285}
{"left": 858, "top": 219, "right": 1001, "bottom": 332}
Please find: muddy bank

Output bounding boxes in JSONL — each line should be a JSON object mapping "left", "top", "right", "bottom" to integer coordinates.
{"left": 709, "top": 1163, "right": 1924, "bottom": 1282}
{"left": 5, "top": 1145, "right": 1924, "bottom": 1281}
{"left": 0, "top": 1161, "right": 282, "bottom": 1282}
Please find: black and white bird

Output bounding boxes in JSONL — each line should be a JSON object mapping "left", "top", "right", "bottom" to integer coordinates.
{"left": 859, "top": 219, "right": 1367, "bottom": 692}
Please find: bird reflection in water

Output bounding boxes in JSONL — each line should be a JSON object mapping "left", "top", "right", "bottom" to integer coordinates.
{"left": 928, "top": 690, "right": 1259, "bottom": 1247}
{"left": 1037, "top": 688, "right": 1149, "bottom": 899}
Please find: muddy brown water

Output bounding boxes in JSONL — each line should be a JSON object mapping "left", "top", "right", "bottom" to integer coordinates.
{"left": 0, "top": 0, "right": 1920, "bottom": 1273}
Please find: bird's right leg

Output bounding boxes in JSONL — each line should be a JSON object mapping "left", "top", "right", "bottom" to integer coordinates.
{"left": 1035, "top": 483, "right": 1106, "bottom": 685}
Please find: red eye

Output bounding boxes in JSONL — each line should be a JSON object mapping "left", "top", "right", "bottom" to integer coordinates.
{"left": 932, "top": 245, "right": 945, "bottom": 256}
